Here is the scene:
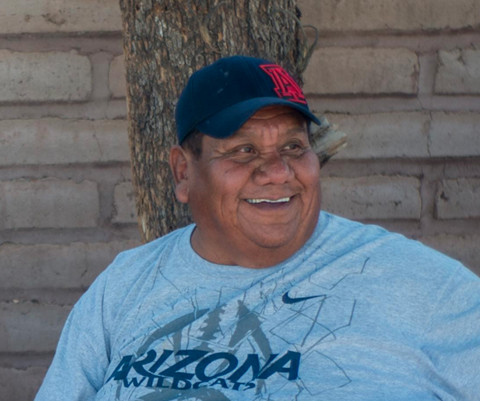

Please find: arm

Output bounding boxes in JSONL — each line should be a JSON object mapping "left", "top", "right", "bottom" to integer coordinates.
{"left": 35, "top": 272, "right": 110, "bottom": 401}
{"left": 421, "top": 266, "right": 480, "bottom": 401}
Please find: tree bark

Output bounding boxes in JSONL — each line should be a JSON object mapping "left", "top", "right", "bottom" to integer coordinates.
{"left": 119, "top": 0, "right": 344, "bottom": 243}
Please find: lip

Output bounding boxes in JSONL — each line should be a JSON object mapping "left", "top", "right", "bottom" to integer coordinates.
{"left": 243, "top": 193, "right": 296, "bottom": 202}
{"left": 245, "top": 196, "right": 291, "bottom": 204}
{"left": 243, "top": 195, "right": 296, "bottom": 211}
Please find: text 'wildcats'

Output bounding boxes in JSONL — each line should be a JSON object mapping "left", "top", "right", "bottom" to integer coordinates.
{"left": 107, "top": 349, "right": 301, "bottom": 391}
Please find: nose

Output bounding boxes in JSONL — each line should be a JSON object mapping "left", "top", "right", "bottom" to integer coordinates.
{"left": 253, "top": 152, "right": 294, "bottom": 185}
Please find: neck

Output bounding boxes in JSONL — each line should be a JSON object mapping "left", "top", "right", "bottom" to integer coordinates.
{"left": 190, "top": 227, "right": 311, "bottom": 269}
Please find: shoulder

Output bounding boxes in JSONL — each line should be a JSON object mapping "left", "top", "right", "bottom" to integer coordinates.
{"left": 316, "top": 213, "right": 480, "bottom": 330}
{"left": 316, "top": 212, "right": 408, "bottom": 260}
{"left": 317, "top": 212, "right": 476, "bottom": 286}
{"left": 103, "top": 224, "right": 193, "bottom": 281}
{"left": 68, "top": 225, "right": 195, "bottom": 338}
{"left": 76, "top": 224, "right": 194, "bottom": 315}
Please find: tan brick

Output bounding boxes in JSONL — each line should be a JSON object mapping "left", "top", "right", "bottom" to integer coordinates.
{"left": 0, "top": 119, "right": 129, "bottom": 166}
{"left": 322, "top": 176, "right": 421, "bottom": 220}
{"left": 304, "top": 48, "right": 418, "bottom": 95}
{"left": 429, "top": 113, "right": 480, "bottom": 157}
{"left": 0, "top": 179, "right": 99, "bottom": 229}
{"left": 420, "top": 235, "right": 480, "bottom": 277}
{"left": 0, "top": 50, "right": 92, "bottom": 103}
{"left": 0, "top": 302, "right": 71, "bottom": 353}
{"left": 435, "top": 49, "right": 480, "bottom": 94}
{"left": 109, "top": 55, "right": 127, "bottom": 98}
{"left": 330, "top": 113, "right": 429, "bottom": 159}
{"left": 0, "top": 367, "right": 47, "bottom": 401}
{"left": 436, "top": 179, "right": 480, "bottom": 219}
{"left": 113, "top": 182, "right": 137, "bottom": 224}
{"left": 0, "top": 241, "right": 140, "bottom": 290}
{"left": 0, "top": 0, "right": 122, "bottom": 35}
{"left": 298, "top": 0, "right": 480, "bottom": 32}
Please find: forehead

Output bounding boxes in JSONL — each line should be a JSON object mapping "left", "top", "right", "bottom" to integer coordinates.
{"left": 198, "top": 106, "right": 309, "bottom": 152}
{"left": 235, "top": 106, "right": 307, "bottom": 136}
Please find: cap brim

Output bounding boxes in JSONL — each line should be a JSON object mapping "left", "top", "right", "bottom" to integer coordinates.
{"left": 196, "top": 98, "right": 321, "bottom": 139}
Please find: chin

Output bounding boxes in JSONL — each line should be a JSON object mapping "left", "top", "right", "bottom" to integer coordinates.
{"left": 247, "top": 230, "right": 300, "bottom": 250}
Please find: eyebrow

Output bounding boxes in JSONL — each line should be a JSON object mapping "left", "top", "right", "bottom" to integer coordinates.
{"left": 285, "top": 126, "right": 308, "bottom": 135}
{"left": 229, "top": 129, "right": 253, "bottom": 140}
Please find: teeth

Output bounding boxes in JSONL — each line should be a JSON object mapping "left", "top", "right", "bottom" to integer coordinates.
{"left": 246, "top": 197, "right": 291, "bottom": 204}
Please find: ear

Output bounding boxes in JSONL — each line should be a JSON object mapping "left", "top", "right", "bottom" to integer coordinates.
{"left": 169, "top": 145, "right": 190, "bottom": 204}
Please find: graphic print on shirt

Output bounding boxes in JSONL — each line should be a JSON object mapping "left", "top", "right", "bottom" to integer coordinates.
{"left": 106, "top": 258, "right": 370, "bottom": 400}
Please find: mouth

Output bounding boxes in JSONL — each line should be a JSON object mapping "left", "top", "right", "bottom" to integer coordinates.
{"left": 245, "top": 196, "right": 292, "bottom": 204}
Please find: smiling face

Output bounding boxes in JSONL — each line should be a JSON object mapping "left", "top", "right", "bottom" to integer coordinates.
{"left": 170, "top": 106, "right": 321, "bottom": 268}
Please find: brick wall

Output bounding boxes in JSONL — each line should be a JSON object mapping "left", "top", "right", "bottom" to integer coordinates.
{"left": 0, "top": 1, "right": 140, "bottom": 398}
{"left": 300, "top": 0, "right": 480, "bottom": 275}
{"left": 0, "top": 0, "right": 479, "bottom": 399}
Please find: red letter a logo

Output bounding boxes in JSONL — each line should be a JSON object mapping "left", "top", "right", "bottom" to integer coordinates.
{"left": 260, "top": 64, "right": 307, "bottom": 104}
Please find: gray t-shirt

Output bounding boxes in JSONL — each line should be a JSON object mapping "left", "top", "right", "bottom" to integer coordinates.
{"left": 36, "top": 212, "right": 480, "bottom": 400}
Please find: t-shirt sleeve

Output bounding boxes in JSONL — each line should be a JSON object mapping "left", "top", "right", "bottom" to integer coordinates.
{"left": 34, "top": 271, "right": 111, "bottom": 401}
{"left": 420, "top": 265, "right": 480, "bottom": 401}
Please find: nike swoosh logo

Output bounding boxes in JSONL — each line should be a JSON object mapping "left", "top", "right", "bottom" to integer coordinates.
{"left": 282, "top": 291, "right": 325, "bottom": 304}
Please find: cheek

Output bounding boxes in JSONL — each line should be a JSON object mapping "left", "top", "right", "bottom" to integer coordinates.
{"left": 295, "top": 154, "right": 321, "bottom": 188}
{"left": 211, "top": 163, "right": 254, "bottom": 195}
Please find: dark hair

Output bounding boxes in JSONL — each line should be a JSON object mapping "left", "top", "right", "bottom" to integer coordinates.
{"left": 181, "top": 122, "right": 313, "bottom": 159}
{"left": 181, "top": 128, "right": 203, "bottom": 159}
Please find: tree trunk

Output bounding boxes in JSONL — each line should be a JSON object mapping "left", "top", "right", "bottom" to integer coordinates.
{"left": 119, "top": 0, "right": 345, "bottom": 243}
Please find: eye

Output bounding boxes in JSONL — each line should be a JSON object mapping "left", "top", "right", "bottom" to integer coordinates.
{"left": 238, "top": 145, "right": 254, "bottom": 153}
{"left": 284, "top": 142, "right": 302, "bottom": 151}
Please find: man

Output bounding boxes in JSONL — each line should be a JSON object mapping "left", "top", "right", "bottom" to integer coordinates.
{"left": 36, "top": 56, "right": 480, "bottom": 400}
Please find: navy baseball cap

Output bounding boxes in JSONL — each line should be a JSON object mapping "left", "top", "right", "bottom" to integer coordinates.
{"left": 175, "top": 55, "right": 321, "bottom": 144}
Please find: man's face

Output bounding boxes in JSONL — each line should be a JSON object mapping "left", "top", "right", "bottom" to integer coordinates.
{"left": 170, "top": 106, "right": 321, "bottom": 268}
